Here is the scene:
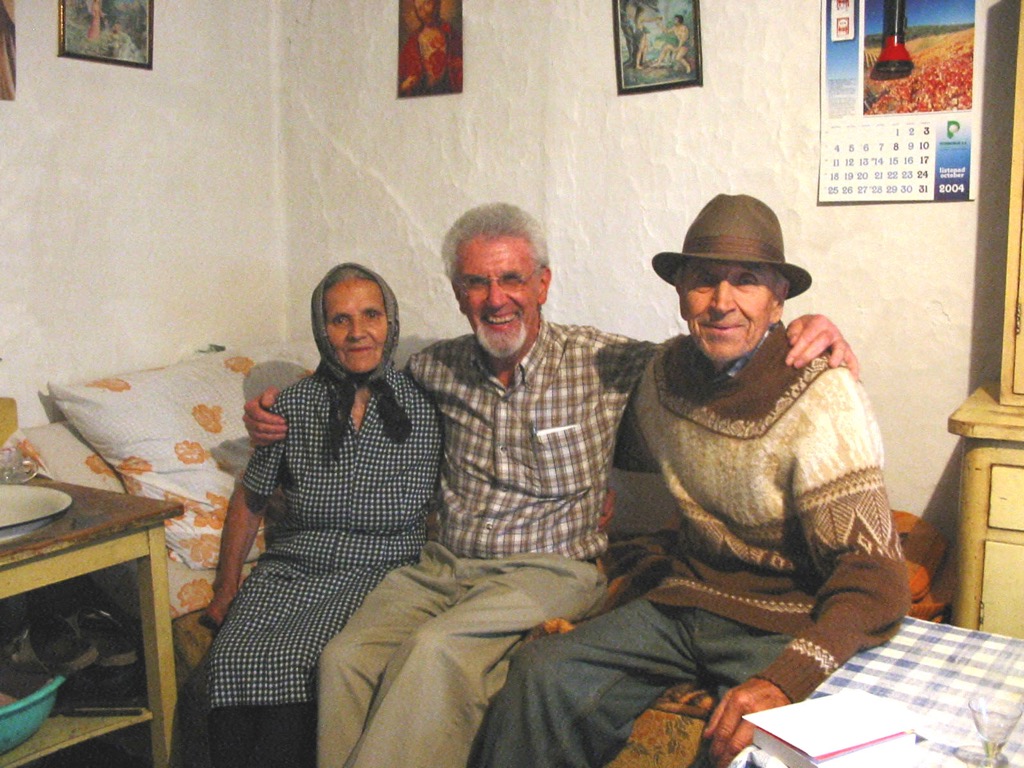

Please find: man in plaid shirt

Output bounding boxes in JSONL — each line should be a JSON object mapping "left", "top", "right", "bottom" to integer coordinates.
{"left": 243, "top": 202, "right": 853, "bottom": 768}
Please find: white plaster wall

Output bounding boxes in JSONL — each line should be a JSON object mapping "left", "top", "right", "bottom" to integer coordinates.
{"left": 0, "top": 1, "right": 1014, "bottom": 541}
{"left": 279, "top": 0, "right": 1018, "bottom": 538}
{"left": 0, "top": 3, "right": 288, "bottom": 426}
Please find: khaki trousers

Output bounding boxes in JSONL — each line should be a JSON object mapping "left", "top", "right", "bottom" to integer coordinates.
{"left": 316, "top": 542, "right": 606, "bottom": 768}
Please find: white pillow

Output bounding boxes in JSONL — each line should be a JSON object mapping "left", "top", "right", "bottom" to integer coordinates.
{"left": 49, "top": 341, "right": 317, "bottom": 569}
{"left": 18, "top": 421, "right": 126, "bottom": 494}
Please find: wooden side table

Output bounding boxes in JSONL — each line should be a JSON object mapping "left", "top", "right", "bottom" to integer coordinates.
{"left": 948, "top": 384, "right": 1024, "bottom": 638}
{"left": 0, "top": 481, "right": 181, "bottom": 767}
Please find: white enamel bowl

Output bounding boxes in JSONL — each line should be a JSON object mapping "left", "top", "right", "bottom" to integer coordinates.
{"left": 0, "top": 485, "right": 72, "bottom": 542}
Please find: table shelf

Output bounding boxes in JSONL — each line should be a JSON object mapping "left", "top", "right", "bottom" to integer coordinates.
{"left": 0, "top": 711, "right": 152, "bottom": 767}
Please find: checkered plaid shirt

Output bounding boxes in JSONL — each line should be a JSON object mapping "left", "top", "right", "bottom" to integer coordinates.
{"left": 408, "top": 321, "right": 654, "bottom": 560}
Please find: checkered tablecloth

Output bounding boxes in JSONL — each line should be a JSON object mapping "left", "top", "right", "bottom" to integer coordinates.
{"left": 812, "top": 617, "right": 1024, "bottom": 766}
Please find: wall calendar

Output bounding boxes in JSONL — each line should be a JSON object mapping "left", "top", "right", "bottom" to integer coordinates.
{"left": 820, "top": 0, "right": 977, "bottom": 204}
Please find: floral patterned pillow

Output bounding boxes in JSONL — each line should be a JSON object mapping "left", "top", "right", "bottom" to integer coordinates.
{"left": 49, "top": 341, "right": 316, "bottom": 569}
{"left": 14, "top": 422, "right": 126, "bottom": 494}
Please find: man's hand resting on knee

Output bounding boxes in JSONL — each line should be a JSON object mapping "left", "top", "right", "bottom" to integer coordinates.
{"left": 703, "top": 678, "right": 790, "bottom": 768}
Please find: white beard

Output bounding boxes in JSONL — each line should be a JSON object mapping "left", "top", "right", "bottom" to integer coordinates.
{"left": 475, "top": 321, "right": 527, "bottom": 361}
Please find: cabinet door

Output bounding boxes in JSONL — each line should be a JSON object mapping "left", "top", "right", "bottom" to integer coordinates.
{"left": 980, "top": 540, "right": 1024, "bottom": 637}
{"left": 989, "top": 465, "right": 1024, "bottom": 530}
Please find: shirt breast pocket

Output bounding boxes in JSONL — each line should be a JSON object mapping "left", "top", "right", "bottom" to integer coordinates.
{"left": 527, "top": 422, "right": 595, "bottom": 496}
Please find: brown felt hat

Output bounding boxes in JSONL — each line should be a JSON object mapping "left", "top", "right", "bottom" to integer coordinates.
{"left": 652, "top": 194, "right": 812, "bottom": 298}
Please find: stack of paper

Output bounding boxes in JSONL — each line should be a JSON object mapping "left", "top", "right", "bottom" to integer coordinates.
{"left": 742, "top": 690, "right": 917, "bottom": 768}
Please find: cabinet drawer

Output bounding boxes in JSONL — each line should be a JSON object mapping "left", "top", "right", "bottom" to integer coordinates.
{"left": 990, "top": 465, "right": 1024, "bottom": 531}
{"left": 981, "top": 540, "right": 1024, "bottom": 637}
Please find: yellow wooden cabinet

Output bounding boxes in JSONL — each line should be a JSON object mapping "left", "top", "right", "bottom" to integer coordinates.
{"left": 1003, "top": 0, "right": 1024, "bottom": 404}
{"left": 947, "top": 3, "right": 1024, "bottom": 639}
{"left": 949, "top": 386, "right": 1024, "bottom": 637}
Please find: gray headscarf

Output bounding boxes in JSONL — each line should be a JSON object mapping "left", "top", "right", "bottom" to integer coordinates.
{"left": 310, "top": 263, "right": 411, "bottom": 450}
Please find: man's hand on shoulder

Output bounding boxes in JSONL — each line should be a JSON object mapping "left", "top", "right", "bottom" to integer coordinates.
{"left": 703, "top": 677, "right": 790, "bottom": 768}
{"left": 785, "top": 314, "right": 860, "bottom": 380}
{"left": 243, "top": 386, "right": 287, "bottom": 446}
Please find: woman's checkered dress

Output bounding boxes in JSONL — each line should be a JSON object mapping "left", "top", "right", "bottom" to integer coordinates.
{"left": 207, "top": 369, "right": 441, "bottom": 707}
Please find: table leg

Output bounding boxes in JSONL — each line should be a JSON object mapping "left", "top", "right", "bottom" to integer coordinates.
{"left": 136, "top": 526, "right": 177, "bottom": 768}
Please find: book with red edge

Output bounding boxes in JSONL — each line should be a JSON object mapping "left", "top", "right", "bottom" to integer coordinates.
{"left": 742, "top": 690, "right": 917, "bottom": 768}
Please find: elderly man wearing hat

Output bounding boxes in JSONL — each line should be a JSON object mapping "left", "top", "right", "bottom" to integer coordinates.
{"left": 475, "top": 194, "right": 910, "bottom": 768}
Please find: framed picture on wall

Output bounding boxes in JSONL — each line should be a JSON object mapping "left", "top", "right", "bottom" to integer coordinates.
{"left": 397, "top": 0, "right": 463, "bottom": 98}
{"left": 58, "top": 0, "right": 153, "bottom": 69}
{"left": 1, "top": 0, "right": 14, "bottom": 101}
{"left": 614, "top": 0, "right": 702, "bottom": 94}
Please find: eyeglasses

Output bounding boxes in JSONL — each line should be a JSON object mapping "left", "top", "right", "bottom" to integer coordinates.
{"left": 456, "top": 270, "right": 538, "bottom": 296}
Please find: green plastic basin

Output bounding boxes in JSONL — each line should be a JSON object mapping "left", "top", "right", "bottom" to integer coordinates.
{"left": 0, "top": 674, "right": 65, "bottom": 754}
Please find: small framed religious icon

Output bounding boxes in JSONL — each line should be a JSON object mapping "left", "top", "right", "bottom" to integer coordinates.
{"left": 397, "top": 0, "right": 463, "bottom": 98}
{"left": 614, "top": 0, "right": 702, "bottom": 94}
{"left": 59, "top": 0, "right": 153, "bottom": 70}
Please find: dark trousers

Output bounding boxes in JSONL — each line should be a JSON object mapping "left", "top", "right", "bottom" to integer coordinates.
{"left": 208, "top": 702, "right": 317, "bottom": 768}
{"left": 474, "top": 599, "right": 791, "bottom": 768}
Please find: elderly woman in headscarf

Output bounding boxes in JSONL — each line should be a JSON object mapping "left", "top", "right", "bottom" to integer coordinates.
{"left": 203, "top": 264, "right": 442, "bottom": 768}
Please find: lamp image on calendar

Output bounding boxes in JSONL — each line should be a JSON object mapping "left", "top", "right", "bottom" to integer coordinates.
{"left": 872, "top": 0, "right": 914, "bottom": 80}
{"left": 861, "top": 0, "right": 973, "bottom": 117}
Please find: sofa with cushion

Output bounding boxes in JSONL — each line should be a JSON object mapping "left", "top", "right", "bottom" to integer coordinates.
{"left": 5, "top": 339, "right": 952, "bottom": 768}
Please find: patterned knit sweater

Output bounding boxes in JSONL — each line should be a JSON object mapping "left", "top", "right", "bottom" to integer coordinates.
{"left": 615, "top": 325, "right": 910, "bottom": 702}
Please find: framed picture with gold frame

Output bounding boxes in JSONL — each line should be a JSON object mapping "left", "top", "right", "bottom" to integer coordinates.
{"left": 614, "top": 0, "right": 702, "bottom": 94}
{"left": 58, "top": 0, "right": 153, "bottom": 69}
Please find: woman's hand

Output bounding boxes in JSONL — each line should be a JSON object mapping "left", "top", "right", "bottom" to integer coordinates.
{"left": 202, "top": 584, "right": 237, "bottom": 630}
{"left": 204, "top": 487, "right": 267, "bottom": 630}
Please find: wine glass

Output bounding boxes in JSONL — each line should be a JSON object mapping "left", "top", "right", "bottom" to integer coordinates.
{"left": 969, "top": 694, "right": 1023, "bottom": 767}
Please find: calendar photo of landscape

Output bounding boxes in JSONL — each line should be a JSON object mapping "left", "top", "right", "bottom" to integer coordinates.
{"left": 862, "top": 0, "right": 973, "bottom": 116}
